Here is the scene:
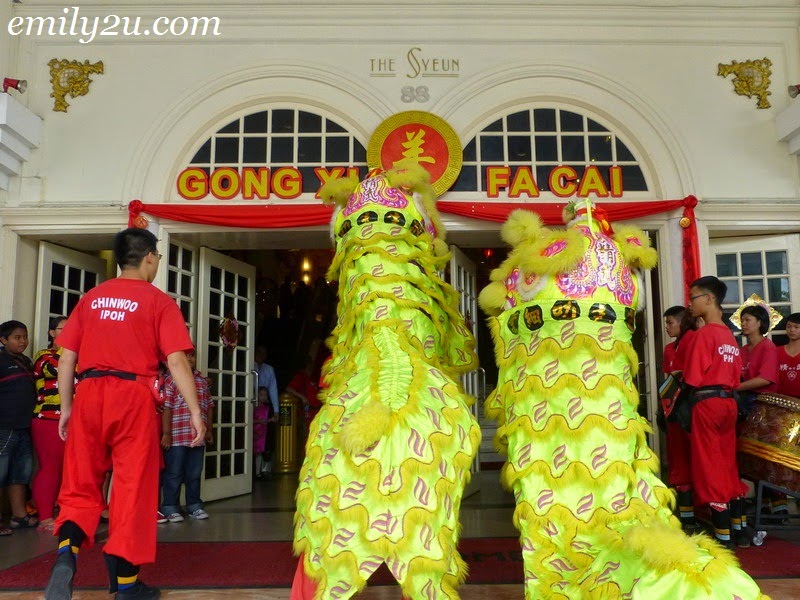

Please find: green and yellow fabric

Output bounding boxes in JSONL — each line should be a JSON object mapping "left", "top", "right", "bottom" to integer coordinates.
{"left": 293, "top": 165, "right": 481, "bottom": 599}
{"left": 478, "top": 204, "right": 767, "bottom": 600}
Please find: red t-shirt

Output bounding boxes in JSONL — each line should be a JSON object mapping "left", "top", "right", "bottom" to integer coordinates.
{"left": 57, "top": 278, "right": 193, "bottom": 377}
{"left": 682, "top": 323, "right": 741, "bottom": 390}
{"left": 663, "top": 341, "right": 678, "bottom": 375}
{"left": 776, "top": 345, "right": 800, "bottom": 398}
{"left": 740, "top": 338, "right": 778, "bottom": 393}
{"left": 670, "top": 329, "right": 697, "bottom": 374}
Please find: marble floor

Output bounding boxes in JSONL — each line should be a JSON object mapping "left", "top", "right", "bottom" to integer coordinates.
{"left": 1, "top": 471, "right": 798, "bottom": 599}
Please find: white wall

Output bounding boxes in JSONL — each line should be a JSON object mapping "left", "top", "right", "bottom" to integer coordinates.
{"left": 3, "top": 1, "right": 800, "bottom": 209}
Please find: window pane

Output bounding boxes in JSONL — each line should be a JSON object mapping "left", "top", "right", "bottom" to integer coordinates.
{"left": 768, "top": 277, "right": 790, "bottom": 303}
{"left": 452, "top": 166, "right": 477, "bottom": 191}
{"left": 535, "top": 136, "right": 558, "bottom": 162}
{"left": 218, "top": 119, "right": 239, "bottom": 134}
{"left": 191, "top": 140, "right": 211, "bottom": 164}
{"left": 51, "top": 263, "right": 65, "bottom": 286}
{"left": 716, "top": 253, "right": 737, "bottom": 277}
{"left": 272, "top": 110, "right": 295, "bottom": 133}
{"left": 561, "top": 136, "right": 585, "bottom": 161}
{"left": 588, "top": 136, "right": 613, "bottom": 161}
{"left": 560, "top": 111, "right": 584, "bottom": 132}
{"left": 484, "top": 118, "right": 502, "bottom": 132}
{"left": 462, "top": 139, "right": 476, "bottom": 162}
{"left": 587, "top": 118, "right": 609, "bottom": 132}
{"left": 67, "top": 268, "right": 81, "bottom": 292}
{"left": 479, "top": 136, "right": 504, "bottom": 161}
{"left": 326, "top": 119, "right": 346, "bottom": 133}
{"left": 506, "top": 111, "right": 530, "bottom": 132}
{"left": 83, "top": 272, "right": 97, "bottom": 292}
{"left": 743, "top": 279, "right": 764, "bottom": 299}
{"left": 740, "top": 253, "right": 762, "bottom": 276}
{"left": 765, "top": 251, "right": 788, "bottom": 275}
{"left": 271, "top": 138, "right": 294, "bottom": 163}
{"left": 620, "top": 165, "right": 647, "bottom": 191}
{"left": 242, "top": 137, "right": 267, "bottom": 163}
{"left": 722, "top": 282, "right": 741, "bottom": 305}
{"left": 353, "top": 142, "right": 366, "bottom": 163}
{"left": 298, "top": 137, "right": 322, "bottom": 163}
{"left": 326, "top": 137, "right": 349, "bottom": 162}
{"left": 507, "top": 136, "right": 532, "bottom": 161}
{"left": 215, "top": 137, "right": 239, "bottom": 164}
{"left": 616, "top": 139, "right": 635, "bottom": 161}
{"left": 168, "top": 270, "right": 177, "bottom": 294}
{"left": 298, "top": 111, "right": 322, "bottom": 133}
{"left": 533, "top": 109, "right": 556, "bottom": 132}
{"left": 243, "top": 111, "right": 268, "bottom": 133}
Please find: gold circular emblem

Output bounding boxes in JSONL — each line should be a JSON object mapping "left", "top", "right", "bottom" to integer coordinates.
{"left": 679, "top": 216, "right": 691, "bottom": 229}
{"left": 367, "top": 111, "right": 462, "bottom": 197}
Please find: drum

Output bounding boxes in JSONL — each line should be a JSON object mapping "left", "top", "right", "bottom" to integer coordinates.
{"left": 737, "top": 392, "right": 800, "bottom": 493}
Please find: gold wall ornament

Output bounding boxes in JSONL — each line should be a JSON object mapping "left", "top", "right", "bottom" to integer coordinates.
{"left": 48, "top": 59, "right": 104, "bottom": 113}
{"left": 717, "top": 57, "right": 772, "bottom": 109}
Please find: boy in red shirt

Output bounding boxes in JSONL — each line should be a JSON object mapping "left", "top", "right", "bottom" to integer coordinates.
{"left": 45, "top": 228, "right": 205, "bottom": 600}
{"left": 683, "top": 276, "right": 749, "bottom": 547}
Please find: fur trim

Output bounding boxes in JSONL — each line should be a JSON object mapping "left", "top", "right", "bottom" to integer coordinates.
{"left": 478, "top": 282, "right": 508, "bottom": 315}
{"left": 613, "top": 225, "right": 658, "bottom": 270}
{"left": 501, "top": 209, "right": 545, "bottom": 247}
{"left": 318, "top": 174, "right": 358, "bottom": 207}
{"left": 337, "top": 399, "right": 394, "bottom": 454}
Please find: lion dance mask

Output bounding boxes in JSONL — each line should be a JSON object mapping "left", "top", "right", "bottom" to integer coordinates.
{"left": 292, "top": 164, "right": 481, "bottom": 599}
{"left": 478, "top": 202, "right": 767, "bottom": 599}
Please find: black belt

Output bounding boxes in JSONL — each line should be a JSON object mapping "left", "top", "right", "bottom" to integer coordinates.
{"left": 77, "top": 369, "right": 137, "bottom": 382}
{"left": 692, "top": 386, "right": 735, "bottom": 402}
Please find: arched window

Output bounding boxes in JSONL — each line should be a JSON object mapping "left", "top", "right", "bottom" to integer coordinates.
{"left": 187, "top": 108, "right": 367, "bottom": 195}
{"left": 452, "top": 107, "right": 649, "bottom": 196}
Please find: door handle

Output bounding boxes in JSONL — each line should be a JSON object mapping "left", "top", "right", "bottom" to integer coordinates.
{"left": 250, "top": 369, "right": 259, "bottom": 405}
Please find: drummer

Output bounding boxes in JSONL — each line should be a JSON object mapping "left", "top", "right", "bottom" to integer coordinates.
{"left": 738, "top": 304, "right": 779, "bottom": 397}
{"left": 776, "top": 312, "right": 800, "bottom": 399}
{"left": 770, "top": 312, "right": 800, "bottom": 520}
{"left": 737, "top": 304, "right": 781, "bottom": 523}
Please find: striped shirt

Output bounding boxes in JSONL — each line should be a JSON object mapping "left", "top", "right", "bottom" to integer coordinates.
{"left": 164, "top": 369, "right": 213, "bottom": 446}
{"left": 33, "top": 348, "right": 62, "bottom": 420}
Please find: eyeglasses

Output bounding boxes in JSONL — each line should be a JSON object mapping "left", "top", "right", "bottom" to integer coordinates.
{"left": 689, "top": 293, "right": 710, "bottom": 302}
{"left": 151, "top": 251, "right": 163, "bottom": 260}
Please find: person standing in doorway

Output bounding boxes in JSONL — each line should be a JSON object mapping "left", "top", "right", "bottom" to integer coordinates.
{"left": 31, "top": 316, "right": 69, "bottom": 532}
{"left": 44, "top": 228, "right": 205, "bottom": 600}
{"left": 159, "top": 348, "right": 214, "bottom": 522}
{"left": 254, "top": 346, "right": 279, "bottom": 478}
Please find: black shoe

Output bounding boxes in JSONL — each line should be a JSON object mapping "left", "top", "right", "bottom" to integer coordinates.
{"left": 115, "top": 581, "right": 161, "bottom": 599}
{"left": 44, "top": 552, "right": 76, "bottom": 600}
{"left": 734, "top": 529, "right": 751, "bottom": 548}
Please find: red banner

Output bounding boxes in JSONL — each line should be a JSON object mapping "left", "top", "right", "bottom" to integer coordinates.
{"left": 128, "top": 196, "right": 700, "bottom": 304}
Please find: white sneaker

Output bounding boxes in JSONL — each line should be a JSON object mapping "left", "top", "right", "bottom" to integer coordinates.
{"left": 166, "top": 512, "right": 184, "bottom": 523}
{"left": 156, "top": 511, "right": 168, "bottom": 524}
{"left": 189, "top": 508, "right": 209, "bottom": 520}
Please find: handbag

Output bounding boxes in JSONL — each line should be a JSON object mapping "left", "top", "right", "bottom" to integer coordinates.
{"left": 658, "top": 373, "right": 683, "bottom": 420}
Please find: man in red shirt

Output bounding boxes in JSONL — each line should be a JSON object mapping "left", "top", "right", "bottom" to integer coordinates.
{"left": 683, "top": 276, "right": 749, "bottom": 548}
{"left": 45, "top": 228, "right": 205, "bottom": 600}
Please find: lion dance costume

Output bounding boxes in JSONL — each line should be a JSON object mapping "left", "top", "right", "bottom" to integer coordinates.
{"left": 292, "top": 164, "right": 481, "bottom": 599}
{"left": 478, "top": 202, "right": 767, "bottom": 599}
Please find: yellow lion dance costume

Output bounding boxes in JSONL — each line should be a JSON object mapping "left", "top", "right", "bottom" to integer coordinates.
{"left": 478, "top": 201, "right": 767, "bottom": 599}
{"left": 292, "top": 164, "right": 481, "bottom": 599}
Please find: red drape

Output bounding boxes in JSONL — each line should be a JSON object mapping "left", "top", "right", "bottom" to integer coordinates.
{"left": 128, "top": 196, "right": 700, "bottom": 303}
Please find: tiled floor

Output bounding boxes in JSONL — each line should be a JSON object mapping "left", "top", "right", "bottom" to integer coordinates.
{"left": 2, "top": 471, "right": 798, "bottom": 599}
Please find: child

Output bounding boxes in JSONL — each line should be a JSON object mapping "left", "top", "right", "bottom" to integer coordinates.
{"left": 661, "top": 306, "right": 700, "bottom": 531}
{"left": 738, "top": 304, "right": 779, "bottom": 395}
{"left": 31, "top": 316, "right": 69, "bottom": 531}
{"left": 160, "top": 349, "right": 214, "bottom": 522}
{"left": 253, "top": 386, "right": 276, "bottom": 479}
{"left": 0, "top": 320, "right": 38, "bottom": 535}
{"left": 683, "top": 276, "right": 749, "bottom": 547}
{"left": 776, "top": 312, "right": 800, "bottom": 399}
